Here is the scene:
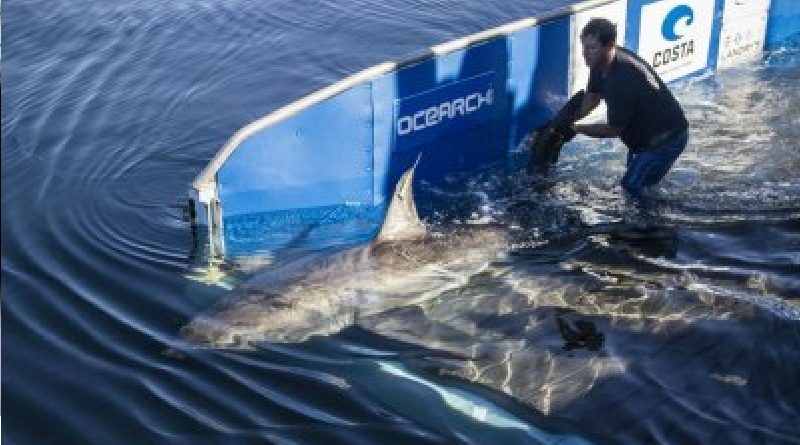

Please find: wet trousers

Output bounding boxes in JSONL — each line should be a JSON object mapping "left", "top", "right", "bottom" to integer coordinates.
{"left": 622, "top": 129, "right": 689, "bottom": 198}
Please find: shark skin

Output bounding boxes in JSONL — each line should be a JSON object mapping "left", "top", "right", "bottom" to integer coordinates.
{"left": 181, "top": 162, "right": 510, "bottom": 348}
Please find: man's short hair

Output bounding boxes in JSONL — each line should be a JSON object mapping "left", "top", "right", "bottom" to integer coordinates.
{"left": 581, "top": 18, "right": 617, "bottom": 46}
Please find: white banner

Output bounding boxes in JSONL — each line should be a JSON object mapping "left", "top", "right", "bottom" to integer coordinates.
{"left": 717, "top": 0, "right": 771, "bottom": 69}
{"left": 722, "top": 0, "right": 771, "bottom": 18}
{"left": 637, "top": 0, "right": 716, "bottom": 82}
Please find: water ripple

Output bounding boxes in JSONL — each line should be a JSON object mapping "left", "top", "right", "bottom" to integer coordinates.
{"left": 4, "top": 0, "right": 800, "bottom": 443}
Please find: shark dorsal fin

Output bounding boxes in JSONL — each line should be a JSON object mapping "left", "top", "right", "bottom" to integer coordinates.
{"left": 375, "top": 156, "right": 426, "bottom": 243}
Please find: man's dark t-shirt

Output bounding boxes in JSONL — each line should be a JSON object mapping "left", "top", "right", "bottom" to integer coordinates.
{"left": 588, "top": 46, "right": 688, "bottom": 153}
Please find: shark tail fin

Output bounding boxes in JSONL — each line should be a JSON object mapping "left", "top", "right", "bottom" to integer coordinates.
{"left": 375, "top": 154, "right": 426, "bottom": 243}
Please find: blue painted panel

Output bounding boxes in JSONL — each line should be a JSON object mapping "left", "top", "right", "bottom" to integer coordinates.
{"left": 371, "top": 73, "right": 398, "bottom": 206}
{"left": 223, "top": 204, "right": 384, "bottom": 255}
{"left": 706, "top": 0, "right": 725, "bottom": 70}
{"left": 507, "top": 17, "right": 570, "bottom": 150}
{"left": 393, "top": 72, "right": 499, "bottom": 152}
{"left": 625, "top": 0, "right": 644, "bottom": 51}
{"left": 217, "top": 84, "right": 374, "bottom": 217}
{"left": 767, "top": 0, "right": 800, "bottom": 49}
{"left": 372, "top": 38, "right": 512, "bottom": 201}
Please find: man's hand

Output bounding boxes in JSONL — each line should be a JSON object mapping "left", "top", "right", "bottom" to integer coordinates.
{"left": 527, "top": 127, "right": 566, "bottom": 173}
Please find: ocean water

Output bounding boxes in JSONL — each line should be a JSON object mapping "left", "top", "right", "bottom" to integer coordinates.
{"left": 3, "top": 0, "right": 800, "bottom": 444}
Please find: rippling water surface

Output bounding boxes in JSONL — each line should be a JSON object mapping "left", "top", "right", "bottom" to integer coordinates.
{"left": 3, "top": 0, "right": 800, "bottom": 444}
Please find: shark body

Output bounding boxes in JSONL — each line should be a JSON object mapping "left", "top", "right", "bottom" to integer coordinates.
{"left": 181, "top": 162, "right": 509, "bottom": 348}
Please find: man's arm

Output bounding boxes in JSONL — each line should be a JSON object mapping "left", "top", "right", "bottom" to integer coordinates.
{"left": 577, "top": 92, "right": 602, "bottom": 119}
{"left": 573, "top": 122, "right": 622, "bottom": 138}
{"left": 571, "top": 92, "right": 622, "bottom": 138}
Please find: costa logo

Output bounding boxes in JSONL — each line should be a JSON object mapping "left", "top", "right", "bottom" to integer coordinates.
{"left": 661, "top": 4, "right": 695, "bottom": 41}
{"left": 652, "top": 4, "right": 697, "bottom": 69}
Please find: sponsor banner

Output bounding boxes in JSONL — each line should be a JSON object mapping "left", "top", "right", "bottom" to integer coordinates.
{"left": 638, "top": 0, "right": 716, "bottom": 82}
{"left": 569, "top": 0, "right": 628, "bottom": 96}
{"left": 722, "top": 0, "right": 771, "bottom": 17}
{"left": 393, "top": 72, "right": 498, "bottom": 151}
{"left": 717, "top": 0, "right": 770, "bottom": 68}
{"left": 569, "top": 0, "right": 627, "bottom": 124}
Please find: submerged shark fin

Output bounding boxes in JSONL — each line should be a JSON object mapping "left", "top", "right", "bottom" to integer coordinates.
{"left": 375, "top": 155, "right": 426, "bottom": 243}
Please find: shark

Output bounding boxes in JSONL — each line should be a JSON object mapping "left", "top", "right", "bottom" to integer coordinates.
{"left": 181, "top": 160, "right": 511, "bottom": 348}
{"left": 181, "top": 159, "right": 732, "bottom": 426}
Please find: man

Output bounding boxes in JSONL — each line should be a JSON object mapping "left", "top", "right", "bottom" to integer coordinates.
{"left": 530, "top": 18, "right": 689, "bottom": 199}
